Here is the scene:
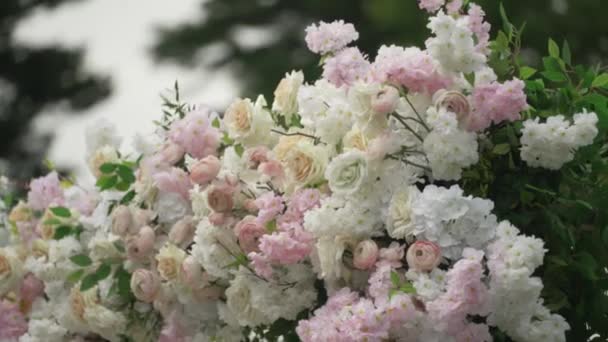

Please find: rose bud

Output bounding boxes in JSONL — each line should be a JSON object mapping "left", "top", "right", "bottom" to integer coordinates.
{"left": 131, "top": 269, "right": 160, "bottom": 303}
{"left": 179, "top": 256, "right": 209, "bottom": 289}
{"left": 434, "top": 90, "right": 470, "bottom": 121}
{"left": 159, "top": 142, "right": 185, "bottom": 166}
{"left": 127, "top": 226, "right": 156, "bottom": 260}
{"left": 371, "top": 86, "right": 400, "bottom": 115}
{"left": 169, "top": 216, "right": 196, "bottom": 247}
{"left": 353, "top": 240, "right": 379, "bottom": 270}
{"left": 247, "top": 146, "right": 269, "bottom": 169}
{"left": 259, "top": 160, "right": 284, "bottom": 179}
{"left": 131, "top": 208, "right": 155, "bottom": 232}
{"left": 207, "top": 184, "right": 234, "bottom": 213}
{"left": 189, "top": 155, "right": 221, "bottom": 186}
{"left": 406, "top": 240, "right": 442, "bottom": 272}
{"left": 235, "top": 216, "right": 266, "bottom": 254}
{"left": 111, "top": 205, "right": 132, "bottom": 237}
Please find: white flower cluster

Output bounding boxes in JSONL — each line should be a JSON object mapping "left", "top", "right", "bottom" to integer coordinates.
{"left": 520, "top": 111, "right": 599, "bottom": 169}
{"left": 487, "top": 221, "right": 570, "bottom": 342}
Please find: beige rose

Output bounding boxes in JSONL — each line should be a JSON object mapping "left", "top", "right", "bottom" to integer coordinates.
{"left": 69, "top": 285, "right": 99, "bottom": 321}
{"left": 88, "top": 145, "right": 119, "bottom": 178}
{"left": 434, "top": 90, "right": 470, "bottom": 120}
{"left": 156, "top": 244, "right": 186, "bottom": 281}
{"left": 130, "top": 269, "right": 160, "bottom": 303}
{"left": 282, "top": 140, "right": 328, "bottom": 187}
{"left": 272, "top": 70, "right": 304, "bottom": 119}
{"left": 8, "top": 201, "right": 32, "bottom": 222}
{"left": 169, "top": 216, "right": 196, "bottom": 246}
{"left": 225, "top": 98, "right": 252, "bottom": 136}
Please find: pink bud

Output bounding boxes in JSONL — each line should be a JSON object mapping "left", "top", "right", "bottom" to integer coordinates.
{"left": 258, "top": 160, "right": 284, "bottom": 179}
{"left": 168, "top": 216, "right": 196, "bottom": 247}
{"left": 207, "top": 184, "right": 234, "bottom": 213}
{"left": 128, "top": 226, "right": 156, "bottom": 260}
{"left": 130, "top": 269, "right": 160, "bottom": 303}
{"left": 189, "top": 155, "right": 221, "bottom": 186}
{"left": 406, "top": 240, "right": 441, "bottom": 272}
{"left": 159, "top": 142, "right": 185, "bottom": 166}
{"left": 19, "top": 273, "right": 44, "bottom": 303}
{"left": 235, "top": 216, "right": 266, "bottom": 254}
{"left": 111, "top": 205, "right": 132, "bottom": 237}
{"left": 131, "top": 208, "right": 155, "bottom": 232}
{"left": 180, "top": 256, "right": 209, "bottom": 289}
{"left": 247, "top": 146, "right": 269, "bottom": 169}
{"left": 371, "top": 86, "right": 400, "bottom": 114}
{"left": 353, "top": 240, "right": 379, "bottom": 270}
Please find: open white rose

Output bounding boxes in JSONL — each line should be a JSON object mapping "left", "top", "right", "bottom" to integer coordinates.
{"left": 156, "top": 243, "right": 186, "bottom": 281}
{"left": 282, "top": 139, "right": 329, "bottom": 189}
{"left": 387, "top": 186, "right": 420, "bottom": 239}
{"left": 272, "top": 70, "right": 304, "bottom": 120}
{"left": 325, "top": 150, "right": 368, "bottom": 195}
{"left": 225, "top": 95, "right": 275, "bottom": 147}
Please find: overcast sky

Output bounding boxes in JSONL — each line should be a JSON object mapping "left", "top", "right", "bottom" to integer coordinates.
{"left": 14, "top": 0, "right": 238, "bottom": 183}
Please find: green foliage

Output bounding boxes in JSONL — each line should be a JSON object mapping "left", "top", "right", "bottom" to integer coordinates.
{"left": 461, "top": 8, "right": 608, "bottom": 341}
{"left": 97, "top": 162, "right": 136, "bottom": 191}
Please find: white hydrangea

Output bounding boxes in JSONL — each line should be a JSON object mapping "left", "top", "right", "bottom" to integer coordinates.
{"left": 386, "top": 185, "right": 420, "bottom": 240}
{"left": 411, "top": 184, "right": 496, "bottom": 259}
{"left": 19, "top": 318, "right": 68, "bottom": 342}
{"left": 520, "top": 111, "right": 598, "bottom": 170}
{"left": 426, "top": 11, "right": 486, "bottom": 74}
{"left": 25, "top": 237, "right": 82, "bottom": 282}
{"left": 153, "top": 191, "right": 192, "bottom": 225}
{"left": 423, "top": 125, "right": 478, "bottom": 181}
{"left": 406, "top": 268, "right": 447, "bottom": 301}
{"left": 191, "top": 217, "right": 241, "bottom": 279}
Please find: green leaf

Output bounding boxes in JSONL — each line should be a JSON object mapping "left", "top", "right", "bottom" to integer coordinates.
{"left": 212, "top": 117, "right": 221, "bottom": 128}
{"left": 67, "top": 269, "right": 85, "bottom": 283}
{"left": 548, "top": 38, "right": 560, "bottom": 58}
{"left": 390, "top": 270, "right": 400, "bottom": 288}
{"left": 498, "top": 3, "right": 512, "bottom": 37}
{"left": 95, "top": 263, "right": 112, "bottom": 281}
{"left": 50, "top": 206, "right": 71, "bottom": 218}
{"left": 53, "top": 226, "right": 73, "bottom": 239}
{"left": 116, "top": 164, "right": 135, "bottom": 184}
{"left": 96, "top": 175, "right": 118, "bottom": 190}
{"left": 541, "top": 71, "right": 567, "bottom": 82}
{"left": 265, "top": 220, "right": 277, "bottom": 233}
{"left": 119, "top": 190, "right": 136, "bottom": 204}
{"left": 591, "top": 74, "right": 608, "bottom": 88}
{"left": 234, "top": 144, "right": 245, "bottom": 158}
{"left": 80, "top": 273, "right": 99, "bottom": 291}
{"left": 115, "top": 181, "right": 131, "bottom": 192}
{"left": 70, "top": 254, "right": 93, "bottom": 267}
{"left": 99, "top": 163, "right": 117, "bottom": 174}
{"left": 115, "top": 267, "right": 133, "bottom": 300}
{"left": 43, "top": 218, "right": 62, "bottom": 226}
{"left": 492, "top": 143, "right": 511, "bottom": 155}
{"left": 519, "top": 66, "right": 537, "bottom": 80}
{"left": 562, "top": 40, "right": 572, "bottom": 65}
{"left": 399, "top": 282, "right": 416, "bottom": 294}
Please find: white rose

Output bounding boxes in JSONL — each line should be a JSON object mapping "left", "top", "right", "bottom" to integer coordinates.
{"left": 225, "top": 95, "right": 275, "bottom": 147}
{"left": 0, "top": 247, "right": 23, "bottom": 295}
{"left": 272, "top": 70, "right": 304, "bottom": 120}
{"left": 387, "top": 186, "right": 420, "bottom": 239}
{"left": 156, "top": 243, "right": 186, "bottom": 281}
{"left": 153, "top": 191, "right": 191, "bottom": 225}
{"left": 225, "top": 274, "right": 268, "bottom": 326}
{"left": 282, "top": 139, "right": 329, "bottom": 189}
{"left": 84, "top": 305, "right": 127, "bottom": 341}
{"left": 87, "top": 145, "right": 119, "bottom": 178}
{"left": 325, "top": 150, "right": 368, "bottom": 195}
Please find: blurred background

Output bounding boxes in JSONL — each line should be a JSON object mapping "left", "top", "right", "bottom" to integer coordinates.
{"left": 1, "top": 0, "right": 607, "bottom": 188}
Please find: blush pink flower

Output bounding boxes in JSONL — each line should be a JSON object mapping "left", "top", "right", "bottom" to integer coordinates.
{"left": 27, "top": 171, "right": 64, "bottom": 211}
{"left": 19, "top": 273, "right": 44, "bottom": 303}
{"left": 0, "top": 300, "right": 27, "bottom": 340}
{"left": 259, "top": 160, "right": 285, "bottom": 180}
{"left": 305, "top": 20, "right": 359, "bottom": 55}
{"left": 418, "top": 0, "right": 445, "bottom": 12}
{"left": 158, "top": 142, "right": 185, "bottom": 166}
{"left": 257, "top": 227, "right": 313, "bottom": 264}
{"left": 207, "top": 182, "right": 235, "bottom": 213}
{"left": 189, "top": 155, "right": 221, "bottom": 186}
{"left": 406, "top": 240, "right": 442, "bottom": 272}
{"left": 246, "top": 146, "right": 270, "bottom": 169}
{"left": 255, "top": 192, "right": 285, "bottom": 224}
{"left": 234, "top": 216, "right": 266, "bottom": 254}
{"left": 248, "top": 252, "right": 273, "bottom": 279}
{"left": 322, "top": 47, "right": 371, "bottom": 87}
{"left": 353, "top": 239, "right": 379, "bottom": 270}
{"left": 371, "top": 86, "right": 400, "bottom": 115}
{"left": 372, "top": 46, "right": 450, "bottom": 94}
{"left": 158, "top": 312, "right": 188, "bottom": 342}
{"left": 168, "top": 107, "right": 221, "bottom": 159}
{"left": 289, "top": 188, "right": 322, "bottom": 214}
{"left": 468, "top": 79, "right": 527, "bottom": 131}
{"left": 467, "top": 4, "right": 491, "bottom": 53}
{"left": 154, "top": 167, "right": 192, "bottom": 201}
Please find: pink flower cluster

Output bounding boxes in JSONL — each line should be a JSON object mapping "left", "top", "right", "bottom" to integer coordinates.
{"left": 322, "top": 47, "right": 371, "bottom": 87}
{"left": 467, "top": 4, "right": 491, "bottom": 53}
{"left": 468, "top": 79, "right": 528, "bottom": 131}
{"left": 426, "top": 248, "right": 490, "bottom": 339}
{"left": 246, "top": 189, "right": 321, "bottom": 278}
{"left": 27, "top": 171, "right": 64, "bottom": 211}
{"left": 418, "top": 0, "right": 445, "bottom": 12}
{"left": 372, "top": 45, "right": 450, "bottom": 94}
{"left": 153, "top": 167, "right": 192, "bottom": 200}
{"left": 0, "top": 300, "right": 28, "bottom": 340}
{"left": 305, "top": 20, "right": 359, "bottom": 55}
{"left": 168, "top": 107, "right": 221, "bottom": 159}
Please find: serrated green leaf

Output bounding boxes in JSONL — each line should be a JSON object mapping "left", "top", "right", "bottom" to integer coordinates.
{"left": 53, "top": 225, "right": 73, "bottom": 239}
{"left": 492, "top": 143, "right": 511, "bottom": 155}
{"left": 99, "top": 163, "right": 117, "bottom": 174}
{"left": 50, "top": 206, "right": 71, "bottom": 218}
{"left": 548, "top": 38, "right": 560, "bottom": 58}
{"left": 70, "top": 254, "right": 93, "bottom": 267}
{"left": 592, "top": 74, "right": 608, "bottom": 88}
{"left": 80, "top": 273, "right": 99, "bottom": 291}
{"left": 96, "top": 175, "right": 118, "bottom": 190}
{"left": 67, "top": 269, "right": 85, "bottom": 283}
{"left": 519, "top": 66, "right": 537, "bottom": 80}
{"left": 95, "top": 263, "right": 112, "bottom": 281}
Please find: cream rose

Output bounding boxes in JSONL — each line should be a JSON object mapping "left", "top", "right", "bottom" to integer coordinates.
{"left": 69, "top": 285, "right": 99, "bottom": 321}
{"left": 0, "top": 247, "right": 23, "bottom": 295}
{"left": 224, "top": 95, "right": 274, "bottom": 146}
{"left": 406, "top": 240, "right": 442, "bottom": 272}
{"left": 88, "top": 145, "right": 119, "bottom": 178}
{"left": 282, "top": 140, "right": 329, "bottom": 188}
{"left": 130, "top": 269, "right": 160, "bottom": 303}
{"left": 325, "top": 150, "right": 368, "bottom": 195}
{"left": 387, "top": 186, "right": 420, "bottom": 239}
{"left": 156, "top": 243, "right": 186, "bottom": 281}
{"left": 272, "top": 70, "right": 304, "bottom": 120}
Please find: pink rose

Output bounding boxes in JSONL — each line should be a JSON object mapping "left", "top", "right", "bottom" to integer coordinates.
{"left": 180, "top": 256, "right": 209, "bottom": 290}
{"left": 131, "top": 208, "right": 155, "bottom": 231}
{"left": 406, "top": 240, "right": 441, "bottom": 272}
{"left": 209, "top": 212, "right": 227, "bottom": 226}
{"left": 243, "top": 199, "right": 259, "bottom": 213}
{"left": 19, "top": 273, "right": 44, "bottom": 302}
{"left": 130, "top": 269, "right": 160, "bottom": 303}
{"left": 111, "top": 205, "right": 132, "bottom": 237}
{"left": 235, "top": 216, "right": 266, "bottom": 254}
{"left": 189, "top": 155, "right": 221, "bottom": 186}
{"left": 127, "top": 226, "right": 156, "bottom": 260}
{"left": 159, "top": 142, "right": 185, "bottom": 166}
{"left": 207, "top": 183, "right": 234, "bottom": 213}
{"left": 247, "top": 146, "right": 269, "bottom": 169}
{"left": 168, "top": 216, "right": 196, "bottom": 247}
{"left": 371, "top": 86, "right": 400, "bottom": 114}
{"left": 259, "top": 160, "right": 285, "bottom": 179}
{"left": 353, "top": 240, "right": 379, "bottom": 270}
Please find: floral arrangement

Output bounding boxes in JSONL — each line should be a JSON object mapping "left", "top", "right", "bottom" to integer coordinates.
{"left": 1, "top": 0, "right": 607, "bottom": 341}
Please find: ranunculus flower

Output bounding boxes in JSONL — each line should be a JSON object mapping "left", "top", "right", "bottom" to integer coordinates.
{"left": 130, "top": 269, "right": 160, "bottom": 303}
{"left": 189, "top": 155, "right": 221, "bottom": 186}
{"left": 224, "top": 96, "right": 275, "bottom": 146}
{"left": 325, "top": 150, "right": 368, "bottom": 195}
{"left": 434, "top": 89, "right": 471, "bottom": 123}
{"left": 353, "top": 239, "right": 379, "bottom": 270}
{"left": 371, "top": 85, "right": 400, "bottom": 114}
{"left": 406, "top": 240, "right": 442, "bottom": 272}
{"left": 207, "top": 183, "right": 234, "bottom": 213}
{"left": 235, "top": 216, "right": 266, "bottom": 254}
{"left": 282, "top": 140, "right": 329, "bottom": 188}
{"left": 19, "top": 273, "right": 44, "bottom": 303}
{"left": 169, "top": 216, "right": 196, "bottom": 247}
{"left": 111, "top": 205, "right": 132, "bottom": 237}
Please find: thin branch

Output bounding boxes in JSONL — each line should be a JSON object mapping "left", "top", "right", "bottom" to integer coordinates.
{"left": 271, "top": 129, "right": 321, "bottom": 145}
{"left": 403, "top": 94, "right": 431, "bottom": 132}
{"left": 391, "top": 114, "right": 425, "bottom": 142}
